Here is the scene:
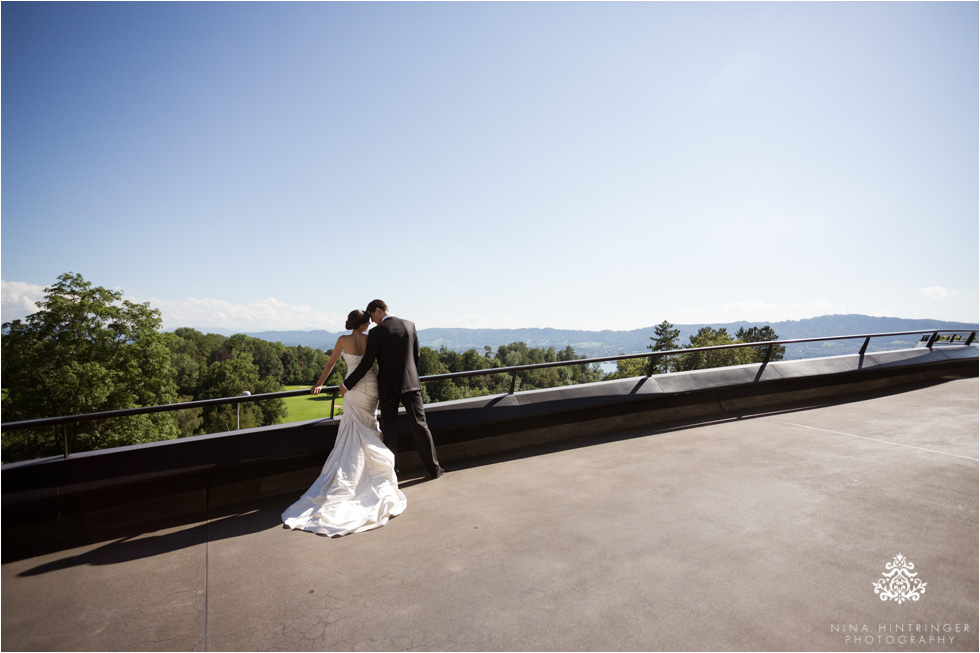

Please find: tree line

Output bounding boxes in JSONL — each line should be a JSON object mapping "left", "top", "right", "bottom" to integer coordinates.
{"left": 417, "top": 342, "right": 604, "bottom": 404}
{"left": 2, "top": 273, "right": 783, "bottom": 462}
{"left": 607, "top": 320, "right": 786, "bottom": 378}
{"left": 1, "top": 273, "right": 343, "bottom": 461}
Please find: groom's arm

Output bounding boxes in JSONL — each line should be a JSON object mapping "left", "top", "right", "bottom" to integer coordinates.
{"left": 341, "top": 327, "right": 380, "bottom": 393}
{"left": 412, "top": 323, "right": 420, "bottom": 368}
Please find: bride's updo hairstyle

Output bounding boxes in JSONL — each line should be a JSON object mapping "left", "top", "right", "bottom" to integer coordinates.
{"left": 345, "top": 310, "right": 370, "bottom": 331}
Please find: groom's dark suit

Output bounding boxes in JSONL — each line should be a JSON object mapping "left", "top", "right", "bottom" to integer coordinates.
{"left": 343, "top": 316, "right": 443, "bottom": 478}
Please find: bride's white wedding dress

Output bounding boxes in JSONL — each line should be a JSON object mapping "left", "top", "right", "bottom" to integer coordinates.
{"left": 282, "top": 352, "right": 407, "bottom": 536}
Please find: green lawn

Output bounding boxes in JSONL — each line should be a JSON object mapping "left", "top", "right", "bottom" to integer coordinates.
{"left": 282, "top": 385, "right": 343, "bottom": 423}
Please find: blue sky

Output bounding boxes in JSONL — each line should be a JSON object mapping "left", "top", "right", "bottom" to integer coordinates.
{"left": 3, "top": 2, "right": 977, "bottom": 333}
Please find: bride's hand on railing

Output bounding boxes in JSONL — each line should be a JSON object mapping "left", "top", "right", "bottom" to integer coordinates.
{"left": 311, "top": 386, "right": 322, "bottom": 395}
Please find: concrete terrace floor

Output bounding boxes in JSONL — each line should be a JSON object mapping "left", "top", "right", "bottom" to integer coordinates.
{"left": 2, "top": 377, "right": 978, "bottom": 652}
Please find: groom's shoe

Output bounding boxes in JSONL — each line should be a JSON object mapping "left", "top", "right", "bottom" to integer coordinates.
{"left": 430, "top": 466, "right": 445, "bottom": 480}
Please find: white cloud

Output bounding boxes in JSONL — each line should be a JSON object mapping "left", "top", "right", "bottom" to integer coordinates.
{"left": 136, "top": 295, "right": 346, "bottom": 332}
{"left": 1, "top": 280, "right": 48, "bottom": 323}
{"left": 920, "top": 286, "right": 956, "bottom": 300}
{"left": 0, "top": 281, "right": 347, "bottom": 332}
{"left": 1, "top": 280, "right": 345, "bottom": 332}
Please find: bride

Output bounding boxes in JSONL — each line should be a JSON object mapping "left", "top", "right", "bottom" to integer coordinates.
{"left": 281, "top": 309, "right": 407, "bottom": 536}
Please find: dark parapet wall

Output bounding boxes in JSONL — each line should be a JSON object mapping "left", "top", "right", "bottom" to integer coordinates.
{"left": 2, "top": 346, "right": 976, "bottom": 560}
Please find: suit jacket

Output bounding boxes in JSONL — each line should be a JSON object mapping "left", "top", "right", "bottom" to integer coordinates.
{"left": 344, "top": 316, "right": 422, "bottom": 400}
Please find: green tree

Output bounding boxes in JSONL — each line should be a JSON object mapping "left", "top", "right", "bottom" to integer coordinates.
{"left": 161, "top": 329, "right": 209, "bottom": 437}
{"left": 555, "top": 345, "right": 603, "bottom": 385}
{"left": 290, "top": 345, "right": 333, "bottom": 385}
{"left": 496, "top": 342, "right": 537, "bottom": 393}
{"left": 173, "top": 400, "right": 204, "bottom": 439}
{"left": 254, "top": 376, "right": 288, "bottom": 426}
{"left": 488, "top": 342, "right": 601, "bottom": 392}
{"left": 605, "top": 357, "right": 649, "bottom": 380}
{"left": 280, "top": 346, "right": 301, "bottom": 385}
{"left": 439, "top": 346, "right": 464, "bottom": 373}
{"left": 163, "top": 329, "right": 295, "bottom": 435}
{"left": 498, "top": 341, "right": 531, "bottom": 368}
{"left": 226, "top": 334, "right": 286, "bottom": 385}
{"left": 418, "top": 347, "right": 456, "bottom": 403}
{"left": 197, "top": 351, "right": 287, "bottom": 432}
{"left": 678, "top": 327, "right": 756, "bottom": 371}
{"left": 163, "top": 329, "right": 207, "bottom": 397}
{"left": 647, "top": 320, "right": 681, "bottom": 374}
{"left": 1, "top": 273, "right": 179, "bottom": 461}
{"left": 457, "top": 348, "right": 493, "bottom": 396}
{"left": 734, "top": 326, "right": 786, "bottom": 363}
{"left": 462, "top": 348, "right": 490, "bottom": 373}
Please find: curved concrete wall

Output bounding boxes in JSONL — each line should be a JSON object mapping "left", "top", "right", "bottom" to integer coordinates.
{"left": 2, "top": 346, "right": 976, "bottom": 559}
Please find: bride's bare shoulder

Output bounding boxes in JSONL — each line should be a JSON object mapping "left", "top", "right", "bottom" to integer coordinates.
{"left": 334, "top": 333, "right": 366, "bottom": 355}
{"left": 349, "top": 332, "right": 368, "bottom": 355}
{"left": 335, "top": 334, "right": 353, "bottom": 350}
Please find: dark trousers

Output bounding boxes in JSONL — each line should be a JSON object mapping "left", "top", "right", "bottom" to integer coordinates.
{"left": 379, "top": 390, "right": 442, "bottom": 477}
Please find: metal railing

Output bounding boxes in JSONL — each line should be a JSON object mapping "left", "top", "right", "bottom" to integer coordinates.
{"left": 2, "top": 329, "right": 975, "bottom": 458}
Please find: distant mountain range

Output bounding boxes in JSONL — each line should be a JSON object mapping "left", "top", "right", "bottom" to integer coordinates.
{"left": 213, "top": 314, "right": 978, "bottom": 360}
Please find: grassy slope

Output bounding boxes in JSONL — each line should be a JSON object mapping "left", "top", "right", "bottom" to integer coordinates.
{"left": 281, "top": 385, "right": 343, "bottom": 423}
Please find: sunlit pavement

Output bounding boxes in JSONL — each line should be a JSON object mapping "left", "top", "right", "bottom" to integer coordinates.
{"left": 3, "top": 378, "right": 977, "bottom": 652}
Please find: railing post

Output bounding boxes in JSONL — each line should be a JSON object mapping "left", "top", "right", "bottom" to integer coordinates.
{"left": 858, "top": 337, "right": 871, "bottom": 356}
{"left": 926, "top": 331, "right": 939, "bottom": 348}
{"left": 646, "top": 354, "right": 658, "bottom": 376}
{"left": 330, "top": 389, "right": 337, "bottom": 420}
{"left": 510, "top": 370, "right": 519, "bottom": 394}
{"left": 761, "top": 344, "right": 773, "bottom": 365}
{"left": 966, "top": 332, "right": 976, "bottom": 346}
{"left": 238, "top": 391, "right": 251, "bottom": 429}
{"left": 62, "top": 423, "right": 69, "bottom": 459}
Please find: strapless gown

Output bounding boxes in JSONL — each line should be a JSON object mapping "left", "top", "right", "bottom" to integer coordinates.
{"left": 281, "top": 353, "right": 407, "bottom": 536}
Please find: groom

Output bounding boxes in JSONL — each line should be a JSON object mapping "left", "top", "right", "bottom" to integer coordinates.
{"left": 340, "top": 299, "right": 444, "bottom": 480}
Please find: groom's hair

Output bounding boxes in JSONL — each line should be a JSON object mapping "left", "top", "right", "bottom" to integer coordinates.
{"left": 366, "top": 299, "right": 388, "bottom": 314}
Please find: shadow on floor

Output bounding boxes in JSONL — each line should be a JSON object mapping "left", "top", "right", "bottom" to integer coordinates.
{"left": 16, "top": 495, "right": 287, "bottom": 577}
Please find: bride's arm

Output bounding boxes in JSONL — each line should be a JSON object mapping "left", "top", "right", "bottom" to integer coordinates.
{"left": 311, "top": 337, "right": 344, "bottom": 395}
